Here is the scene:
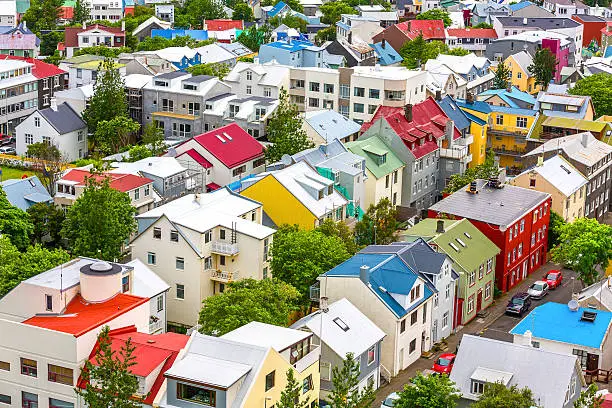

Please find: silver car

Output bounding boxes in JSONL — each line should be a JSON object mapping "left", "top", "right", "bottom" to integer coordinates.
{"left": 527, "top": 280, "right": 549, "bottom": 300}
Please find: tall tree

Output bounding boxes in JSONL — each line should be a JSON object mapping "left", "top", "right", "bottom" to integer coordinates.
{"left": 264, "top": 88, "right": 314, "bottom": 163}
{"left": 93, "top": 116, "right": 140, "bottom": 154}
{"left": 329, "top": 352, "right": 376, "bottom": 408}
{"left": 26, "top": 142, "right": 66, "bottom": 195}
{"left": 278, "top": 369, "right": 306, "bottom": 408}
{"left": 316, "top": 218, "right": 360, "bottom": 254}
{"left": 472, "top": 22, "right": 493, "bottom": 28}
{"left": 186, "top": 62, "right": 231, "bottom": 79}
{"left": 472, "top": 382, "right": 536, "bottom": 408}
{"left": 547, "top": 210, "right": 566, "bottom": 250}
{"left": 444, "top": 48, "right": 470, "bottom": 56}
{"left": 415, "top": 8, "right": 452, "bottom": 27}
{"left": 75, "top": 326, "right": 145, "bottom": 408}
{"left": 22, "top": 0, "right": 63, "bottom": 33}
{"left": 61, "top": 176, "right": 137, "bottom": 261}
{"left": 181, "top": 0, "right": 227, "bottom": 26}
{"left": 141, "top": 122, "right": 166, "bottom": 155}
{"left": 551, "top": 217, "right": 612, "bottom": 287}
{"left": 237, "top": 24, "right": 272, "bottom": 53}
{"left": 569, "top": 73, "right": 612, "bottom": 117}
{"left": 0, "top": 186, "right": 34, "bottom": 251}
{"left": 27, "top": 202, "right": 66, "bottom": 247}
{"left": 574, "top": 384, "right": 603, "bottom": 408}
{"left": 354, "top": 198, "right": 398, "bottom": 246}
{"left": 315, "top": 26, "right": 336, "bottom": 43}
{"left": 394, "top": 372, "right": 460, "bottom": 408}
{"left": 40, "top": 32, "right": 64, "bottom": 56}
{"left": 493, "top": 61, "right": 512, "bottom": 90}
{"left": 198, "top": 279, "right": 300, "bottom": 335}
{"left": 528, "top": 48, "right": 557, "bottom": 88}
{"left": 72, "top": 0, "right": 91, "bottom": 24}
{"left": 400, "top": 34, "right": 449, "bottom": 69}
{"left": 270, "top": 225, "right": 351, "bottom": 304}
{"left": 232, "top": 2, "right": 255, "bottom": 21}
{"left": 319, "top": 1, "right": 356, "bottom": 25}
{"left": 82, "top": 58, "right": 128, "bottom": 139}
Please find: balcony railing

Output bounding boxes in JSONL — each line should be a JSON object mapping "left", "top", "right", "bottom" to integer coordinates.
{"left": 149, "top": 318, "right": 164, "bottom": 333}
{"left": 294, "top": 344, "right": 321, "bottom": 372}
{"left": 488, "top": 126, "right": 528, "bottom": 137}
{"left": 490, "top": 147, "right": 525, "bottom": 157}
{"left": 210, "top": 240, "right": 239, "bottom": 255}
{"left": 208, "top": 269, "right": 239, "bottom": 283}
{"left": 439, "top": 146, "right": 469, "bottom": 160}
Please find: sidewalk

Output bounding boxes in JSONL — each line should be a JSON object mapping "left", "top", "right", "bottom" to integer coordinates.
{"left": 372, "top": 262, "right": 562, "bottom": 406}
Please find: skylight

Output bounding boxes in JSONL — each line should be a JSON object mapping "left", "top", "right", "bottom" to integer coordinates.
{"left": 464, "top": 232, "right": 472, "bottom": 239}
{"left": 333, "top": 317, "right": 350, "bottom": 332}
{"left": 449, "top": 242, "right": 460, "bottom": 252}
{"left": 456, "top": 238, "right": 466, "bottom": 247}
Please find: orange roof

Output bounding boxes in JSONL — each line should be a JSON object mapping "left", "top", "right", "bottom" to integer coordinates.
{"left": 23, "top": 294, "right": 149, "bottom": 337}
{"left": 61, "top": 169, "right": 152, "bottom": 192}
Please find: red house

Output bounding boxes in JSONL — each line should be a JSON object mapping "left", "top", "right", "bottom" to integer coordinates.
{"left": 372, "top": 20, "right": 446, "bottom": 56}
{"left": 428, "top": 179, "right": 552, "bottom": 293}
{"left": 572, "top": 15, "right": 607, "bottom": 47}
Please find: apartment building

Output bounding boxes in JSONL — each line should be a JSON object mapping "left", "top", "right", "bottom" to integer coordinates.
{"left": 425, "top": 54, "right": 494, "bottom": 98}
{"left": 445, "top": 29, "right": 498, "bottom": 56}
{"left": 130, "top": 189, "right": 275, "bottom": 330}
{"left": 86, "top": 0, "right": 123, "bottom": 21}
{"left": 0, "top": 59, "right": 38, "bottom": 136}
{"left": 224, "top": 61, "right": 290, "bottom": 100}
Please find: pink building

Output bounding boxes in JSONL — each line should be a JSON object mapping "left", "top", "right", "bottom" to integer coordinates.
{"left": 541, "top": 38, "right": 569, "bottom": 83}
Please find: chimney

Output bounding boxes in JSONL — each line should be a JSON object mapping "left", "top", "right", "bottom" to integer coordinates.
{"left": 436, "top": 219, "right": 445, "bottom": 233}
{"left": 523, "top": 17, "right": 528, "bottom": 25}
{"left": 348, "top": 31, "right": 353, "bottom": 44}
{"left": 466, "top": 91, "right": 474, "bottom": 104}
{"left": 359, "top": 265, "right": 370, "bottom": 283}
{"left": 523, "top": 330, "right": 533, "bottom": 347}
{"left": 581, "top": 132, "right": 589, "bottom": 147}
{"left": 382, "top": 38, "right": 386, "bottom": 48}
{"left": 435, "top": 89, "right": 442, "bottom": 101}
{"left": 22, "top": 20, "right": 26, "bottom": 30}
{"left": 50, "top": 97, "right": 57, "bottom": 111}
{"left": 82, "top": 21, "right": 86, "bottom": 30}
{"left": 404, "top": 104, "right": 413, "bottom": 122}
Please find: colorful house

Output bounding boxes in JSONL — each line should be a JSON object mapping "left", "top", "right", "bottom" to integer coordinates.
{"left": 478, "top": 85, "right": 536, "bottom": 110}
{"left": 503, "top": 51, "right": 542, "bottom": 94}
{"left": 404, "top": 218, "right": 500, "bottom": 327}
{"left": 371, "top": 20, "right": 446, "bottom": 55}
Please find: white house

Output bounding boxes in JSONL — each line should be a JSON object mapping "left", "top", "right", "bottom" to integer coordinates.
{"left": 15, "top": 101, "right": 87, "bottom": 162}
{"left": 224, "top": 61, "right": 291, "bottom": 100}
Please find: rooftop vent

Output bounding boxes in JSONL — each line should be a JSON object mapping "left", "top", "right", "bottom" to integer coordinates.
{"left": 581, "top": 310, "right": 597, "bottom": 322}
{"left": 216, "top": 134, "right": 226, "bottom": 143}
{"left": 560, "top": 164, "right": 571, "bottom": 175}
{"left": 464, "top": 232, "right": 472, "bottom": 239}
{"left": 223, "top": 132, "right": 232, "bottom": 141}
{"left": 467, "top": 180, "right": 478, "bottom": 194}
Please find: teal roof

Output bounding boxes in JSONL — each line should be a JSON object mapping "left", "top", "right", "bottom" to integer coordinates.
{"left": 370, "top": 42, "right": 403, "bottom": 66}
{"left": 346, "top": 136, "right": 404, "bottom": 179}
{"left": 479, "top": 86, "right": 536, "bottom": 108}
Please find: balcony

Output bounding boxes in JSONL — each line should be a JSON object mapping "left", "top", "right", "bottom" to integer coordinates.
{"left": 149, "top": 318, "right": 164, "bottom": 334}
{"left": 488, "top": 126, "right": 528, "bottom": 138}
{"left": 208, "top": 269, "right": 239, "bottom": 283}
{"left": 293, "top": 344, "right": 321, "bottom": 373}
{"left": 457, "top": 133, "right": 474, "bottom": 146}
{"left": 210, "top": 240, "right": 239, "bottom": 255}
{"left": 490, "top": 146, "right": 525, "bottom": 157}
{"left": 439, "top": 146, "right": 469, "bottom": 160}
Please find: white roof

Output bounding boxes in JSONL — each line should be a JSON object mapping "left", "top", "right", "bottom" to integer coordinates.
{"left": 54, "top": 84, "right": 95, "bottom": 100}
{"left": 225, "top": 61, "right": 291, "bottom": 88}
{"left": 132, "top": 16, "right": 172, "bottom": 37}
{"left": 470, "top": 367, "right": 513, "bottom": 385}
{"left": 194, "top": 43, "right": 237, "bottom": 64}
{"left": 127, "top": 258, "right": 170, "bottom": 297}
{"left": 524, "top": 132, "right": 612, "bottom": 167}
{"left": 303, "top": 109, "right": 361, "bottom": 142}
{"left": 291, "top": 298, "right": 386, "bottom": 357}
{"left": 137, "top": 46, "right": 199, "bottom": 63}
{"left": 165, "top": 353, "right": 252, "bottom": 388}
{"left": 123, "top": 74, "right": 152, "bottom": 89}
{"left": 501, "top": 30, "right": 571, "bottom": 47}
{"left": 222, "top": 321, "right": 312, "bottom": 352}
{"left": 143, "top": 71, "right": 229, "bottom": 96}
{"left": 110, "top": 156, "right": 187, "bottom": 178}
{"left": 524, "top": 155, "right": 588, "bottom": 197}
{"left": 352, "top": 65, "right": 426, "bottom": 80}
{"left": 433, "top": 53, "right": 489, "bottom": 73}
{"left": 0, "top": 59, "right": 31, "bottom": 72}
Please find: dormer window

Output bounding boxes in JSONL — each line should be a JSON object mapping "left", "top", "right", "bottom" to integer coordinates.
{"left": 377, "top": 153, "right": 386, "bottom": 165}
{"left": 183, "top": 83, "right": 197, "bottom": 91}
{"left": 154, "top": 80, "right": 168, "bottom": 87}
{"left": 471, "top": 380, "right": 485, "bottom": 395}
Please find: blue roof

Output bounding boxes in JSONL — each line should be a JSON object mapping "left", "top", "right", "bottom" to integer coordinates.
{"left": 510, "top": 302, "right": 612, "bottom": 349}
{"left": 323, "top": 252, "right": 433, "bottom": 318}
{"left": 479, "top": 86, "right": 536, "bottom": 108}
{"left": 456, "top": 99, "right": 537, "bottom": 116}
{"left": 336, "top": 21, "right": 351, "bottom": 31}
{"left": 263, "top": 39, "right": 317, "bottom": 53}
{"left": 268, "top": 1, "right": 288, "bottom": 17}
{"left": 463, "top": 111, "right": 487, "bottom": 126}
{"left": 0, "top": 176, "right": 52, "bottom": 211}
{"left": 370, "top": 42, "right": 403, "bottom": 66}
{"left": 605, "top": 46, "right": 612, "bottom": 59}
{"left": 509, "top": 1, "right": 533, "bottom": 11}
{"left": 438, "top": 96, "right": 471, "bottom": 131}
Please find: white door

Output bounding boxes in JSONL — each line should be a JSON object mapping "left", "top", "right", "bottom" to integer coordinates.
{"left": 399, "top": 348, "right": 404, "bottom": 371}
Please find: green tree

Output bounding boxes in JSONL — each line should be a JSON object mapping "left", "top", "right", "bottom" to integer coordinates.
{"left": 27, "top": 202, "right": 66, "bottom": 247}
{"left": 443, "top": 150, "right": 499, "bottom": 194}
{"left": 22, "top": 0, "right": 63, "bottom": 34}
{"left": 40, "top": 31, "right": 64, "bottom": 56}
{"left": 316, "top": 218, "right": 360, "bottom": 254}
{"left": 82, "top": 58, "right": 128, "bottom": 139}
{"left": 72, "top": 0, "right": 90, "bottom": 24}
{"left": 26, "top": 142, "right": 66, "bottom": 195}
{"left": 416, "top": 8, "right": 452, "bottom": 27}
{"left": 0, "top": 187, "right": 34, "bottom": 251}
{"left": 94, "top": 116, "right": 140, "bottom": 155}
{"left": 569, "top": 73, "right": 612, "bottom": 117}
{"left": 444, "top": 47, "right": 470, "bottom": 56}
{"left": 141, "top": 122, "right": 166, "bottom": 155}
{"left": 548, "top": 210, "right": 566, "bottom": 250}
{"left": 237, "top": 24, "right": 272, "bottom": 52}
{"left": 265, "top": 88, "right": 314, "bottom": 163}
{"left": 74, "top": 45, "right": 132, "bottom": 58}
{"left": 62, "top": 176, "right": 137, "bottom": 261}
{"left": 400, "top": 34, "right": 449, "bottom": 68}
{"left": 394, "top": 372, "right": 460, "bottom": 408}
{"left": 75, "top": 326, "right": 145, "bottom": 408}
{"left": 320, "top": 1, "right": 357, "bottom": 25}
{"left": 528, "top": 48, "right": 558, "bottom": 88}
{"left": 574, "top": 384, "right": 603, "bottom": 408}
{"left": 186, "top": 62, "right": 231, "bottom": 79}
{"left": 270, "top": 225, "right": 351, "bottom": 304}
{"left": 198, "top": 278, "right": 300, "bottom": 335}
{"left": 270, "top": 14, "right": 307, "bottom": 33}
{"left": 181, "top": 0, "right": 227, "bottom": 27}
{"left": 261, "top": 0, "right": 304, "bottom": 12}
{"left": 472, "top": 22, "right": 493, "bottom": 28}
{"left": 315, "top": 25, "right": 336, "bottom": 43}
{"left": 278, "top": 369, "right": 306, "bottom": 408}
{"left": 232, "top": 2, "right": 255, "bottom": 21}
{"left": 472, "top": 382, "right": 535, "bottom": 408}
{"left": 354, "top": 198, "right": 398, "bottom": 246}
{"left": 551, "top": 217, "right": 612, "bottom": 287}
{"left": 493, "top": 61, "right": 512, "bottom": 89}
{"left": 125, "top": 145, "right": 153, "bottom": 162}
{"left": 329, "top": 352, "right": 376, "bottom": 408}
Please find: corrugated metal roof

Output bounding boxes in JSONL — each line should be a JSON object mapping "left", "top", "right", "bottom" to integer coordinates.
{"left": 523, "top": 155, "right": 588, "bottom": 197}
{"left": 346, "top": 136, "right": 404, "bottom": 179}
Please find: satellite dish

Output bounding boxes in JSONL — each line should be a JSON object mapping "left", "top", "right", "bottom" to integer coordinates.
{"left": 568, "top": 299, "right": 579, "bottom": 312}
{"left": 280, "top": 154, "right": 293, "bottom": 167}
{"left": 167, "top": 147, "right": 177, "bottom": 158}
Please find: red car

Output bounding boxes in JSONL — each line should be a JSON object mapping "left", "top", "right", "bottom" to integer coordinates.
{"left": 432, "top": 353, "right": 456, "bottom": 374}
{"left": 544, "top": 270, "right": 563, "bottom": 289}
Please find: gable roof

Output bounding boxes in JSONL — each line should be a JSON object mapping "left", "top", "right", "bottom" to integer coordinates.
{"left": 0, "top": 23, "right": 40, "bottom": 49}
{"left": 132, "top": 16, "right": 172, "bottom": 37}
{"left": 478, "top": 86, "right": 536, "bottom": 108}
{"left": 222, "top": 321, "right": 312, "bottom": 352}
{"left": 64, "top": 24, "right": 125, "bottom": 48}
{"left": 370, "top": 41, "right": 403, "bottom": 66}
{"left": 524, "top": 132, "right": 612, "bottom": 167}
{"left": 507, "top": 51, "right": 533, "bottom": 76}
{"left": 1, "top": 55, "right": 66, "bottom": 78}
{"left": 395, "top": 19, "right": 446, "bottom": 40}
{"left": 519, "top": 155, "right": 588, "bottom": 197}
{"left": 291, "top": 298, "right": 386, "bottom": 358}
{"left": 204, "top": 19, "right": 244, "bottom": 31}
{"left": 60, "top": 169, "right": 152, "bottom": 192}
{"left": 345, "top": 136, "right": 404, "bottom": 179}
{"left": 37, "top": 102, "right": 86, "bottom": 134}
{"left": 268, "top": 0, "right": 289, "bottom": 17}
{"left": 303, "top": 109, "right": 361, "bottom": 143}
{"left": 0, "top": 175, "right": 52, "bottom": 210}
{"left": 438, "top": 96, "right": 471, "bottom": 132}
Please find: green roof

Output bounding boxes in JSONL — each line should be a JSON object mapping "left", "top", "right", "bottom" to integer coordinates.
{"left": 542, "top": 116, "right": 608, "bottom": 132}
{"left": 403, "top": 218, "right": 500, "bottom": 273}
{"left": 346, "top": 136, "right": 404, "bottom": 179}
{"left": 62, "top": 54, "right": 106, "bottom": 64}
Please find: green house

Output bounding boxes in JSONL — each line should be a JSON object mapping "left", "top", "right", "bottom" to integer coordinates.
{"left": 403, "top": 218, "right": 500, "bottom": 326}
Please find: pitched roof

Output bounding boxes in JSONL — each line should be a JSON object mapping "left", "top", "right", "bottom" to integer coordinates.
{"left": 268, "top": 0, "right": 289, "bottom": 17}
{"left": 303, "top": 109, "right": 361, "bottom": 143}
{"left": 429, "top": 179, "right": 550, "bottom": 228}
{"left": 222, "top": 321, "right": 312, "bottom": 352}
{"left": 524, "top": 132, "right": 612, "bottom": 167}
{"left": 511, "top": 302, "right": 612, "bottom": 349}
{"left": 446, "top": 28, "right": 497, "bottom": 39}
{"left": 132, "top": 16, "right": 172, "bottom": 37}
{"left": 519, "top": 155, "right": 588, "bottom": 197}
{"left": 60, "top": 169, "right": 152, "bottom": 192}
{"left": 0, "top": 55, "right": 66, "bottom": 78}
{"left": 478, "top": 86, "right": 536, "bottom": 108}
{"left": 291, "top": 298, "right": 386, "bottom": 358}
{"left": 38, "top": 102, "right": 86, "bottom": 134}
{"left": 204, "top": 19, "right": 244, "bottom": 31}
{"left": 64, "top": 24, "right": 125, "bottom": 48}
{"left": 185, "top": 123, "right": 264, "bottom": 168}
{"left": 0, "top": 175, "right": 52, "bottom": 210}
{"left": 495, "top": 16, "right": 580, "bottom": 28}
{"left": 395, "top": 19, "right": 446, "bottom": 40}
{"left": 370, "top": 41, "right": 403, "bottom": 66}
{"left": 507, "top": 51, "right": 533, "bottom": 76}
{"left": 438, "top": 96, "right": 471, "bottom": 132}
{"left": 450, "top": 335, "right": 582, "bottom": 407}
{"left": 345, "top": 136, "right": 404, "bottom": 179}
{"left": 0, "top": 23, "right": 39, "bottom": 49}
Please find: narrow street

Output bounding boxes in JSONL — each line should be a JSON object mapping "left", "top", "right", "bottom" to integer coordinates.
{"left": 372, "top": 263, "right": 578, "bottom": 406}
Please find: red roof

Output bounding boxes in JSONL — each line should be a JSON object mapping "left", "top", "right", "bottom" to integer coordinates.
{"left": 206, "top": 182, "right": 221, "bottom": 191}
{"left": 186, "top": 123, "right": 264, "bottom": 168}
{"left": 396, "top": 19, "right": 446, "bottom": 40}
{"left": 60, "top": 5, "right": 74, "bottom": 19}
{"left": 77, "top": 326, "right": 189, "bottom": 405}
{"left": 446, "top": 28, "right": 497, "bottom": 39}
{"left": 178, "top": 149, "right": 213, "bottom": 168}
{"left": 204, "top": 19, "right": 244, "bottom": 31}
{"left": 64, "top": 24, "right": 126, "bottom": 48}
{"left": 61, "top": 169, "right": 152, "bottom": 192}
{"left": 601, "top": 23, "right": 612, "bottom": 36}
{"left": 602, "top": 394, "right": 612, "bottom": 408}
{"left": 23, "top": 294, "right": 148, "bottom": 337}
{"left": 360, "top": 97, "right": 460, "bottom": 159}
{"left": 0, "top": 55, "right": 67, "bottom": 78}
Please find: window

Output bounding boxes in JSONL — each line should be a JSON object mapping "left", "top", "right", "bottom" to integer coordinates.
{"left": 340, "top": 84, "right": 349, "bottom": 99}
{"left": 434, "top": 293, "right": 439, "bottom": 308}
{"left": 122, "top": 275, "right": 129, "bottom": 292}
{"left": 42, "top": 136, "right": 52, "bottom": 146}
{"left": 161, "top": 99, "right": 174, "bottom": 112}
{"left": 220, "top": 255, "right": 226, "bottom": 266}
{"left": 232, "top": 165, "right": 246, "bottom": 177}
{"left": 368, "top": 104, "right": 377, "bottom": 114}
{"left": 324, "top": 83, "right": 334, "bottom": 93}
{"left": 468, "top": 270, "right": 476, "bottom": 286}
{"left": 445, "top": 283, "right": 450, "bottom": 299}
{"left": 204, "top": 230, "right": 212, "bottom": 243}
{"left": 495, "top": 114, "right": 503, "bottom": 125}
{"left": 21, "top": 358, "right": 37, "bottom": 377}
{"left": 25, "top": 133, "right": 33, "bottom": 144}
{"left": 308, "top": 98, "right": 320, "bottom": 108}
{"left": 264, "top": 87, "right": 272, "bottom": 97}
{"left": 156, "top": 295, "right": 163, "bottom": 312}
{"left": 45, "top": 294, "right": 53, "bottom": 311}
{"left": 76, "top": 68, "right": 82, "bottom": 79}
{"left": 265, "top": 371, "right": 275, "bottom": 391}
{"left": 134, "top": 188, "right": 140, "bottom": 200}
{"left": 0, "top": 395, "right": 10, "bottom": 404}
{"left": 467, "top": 295, "right": 475, "bottom": 313}
{"left": 486, "top": 258, "right": 493, "bottom": 273}
{"left": 471, "top": 380, "right": 485, "bottom": 395}
{"left": 177, "top": 382, "right": 215, "bottom": 405}
{"left": 354, "top": 87, "right": 365, "bottom": 97}
{"left": 22, "top": 392, "right": 38, "bottom": 408}
{"left": 367, "top": 345, "right": 375, "bottom": 365}
{"left": 302, "top": 374, "right": 313, "bottom": 394}
{"left": 442, "top": 311, "right": 449, "bottom": 328}
{"left": 423, "top": 303, "right": 427, "bottom": 323}
{"left": 516, "top": 117, "right": 528, "bottom": 128}
{"left": 176, "top": 257, "right": 185, "bottom": 270}
{"left": 147, "top": 252, "right": 156, "bottom": 265}
{"left": 153, "top": 227, "right": 161, "bottom": 239}
{"left": 410, "top": 284, "right": 420, "bottom": 302}
{"left": 353, "top": 103, "right": 364, "bottom": 113}
{"left": 0, "top": 361, "right": 9, "bottom": 371}
{"left": 144, "top": 185, "right": 150, "bottom": 196}
{"left": 410, "top": 311, "right": 418, "bottom": 326}
{"left": 485, "top": 282, "right": 492, "bottom": 299}
{"left": 77, "top": 130, "right": 84, "bottom": 142}
{"left": 170, "top": 230, "right": 179, "bottom": 242}
{"left": 49, "top": 398, "right": 74, "bottom": 408}
{"left": 409, "top": 339, "right": 416, "bottom": 354}
{"left": 520, "top": 219, "right": 525, "bottom": 232}
{"left": 369, "top": 88, "right": 380, "bottom": 99}
{"left": 48, "top": 364, "right": 73, "bottom": 385}
{"left": 400, "top": 319, "right": 406, "bottom": 333}
{"left": 573, "top": 349, "right": 588, "bottom": 368}
{"left": 246, "top": 71, "right": 252, "bottom": 80}
{"left": 176, "top": 284, "right": 185, "bottom": 299}
{"left": 309, "top": 82, "right": 320, "bottom": 92}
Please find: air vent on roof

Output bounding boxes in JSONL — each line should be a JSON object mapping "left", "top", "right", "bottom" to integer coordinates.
{"left": 560, "top": 164, "right": 571, "bottom": 175}
{"left": 333, "top": 317, "right": 350, "bottom": 331}
{"left": 379, "top": 286, "right": 388, "bottom": 293}
{"left": 456, "top": 238, "right": 466, "bottom": 247}
{"left": 216, "top": 134, "right": 226, "bottom": 143}
{"left": 581, "top": 310, "right": 597, "bottom": 322}
{"left": 223, "top": 132, "right": 232, "bottom": 141}
{"left": 464, "top": 232, "right": 472, "bottom": 239}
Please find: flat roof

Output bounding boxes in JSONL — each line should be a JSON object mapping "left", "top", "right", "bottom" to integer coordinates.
{"left": 221, "top": 321, "right": 312, "bottom": 352}
{"left": 165, "top": 353, "right": 252, "bottom": 388}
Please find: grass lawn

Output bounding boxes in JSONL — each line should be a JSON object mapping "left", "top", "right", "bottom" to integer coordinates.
{"left": 0, "top": 166, "right": 37, "bottom": 182}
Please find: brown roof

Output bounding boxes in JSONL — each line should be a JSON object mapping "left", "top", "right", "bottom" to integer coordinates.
{"left": 64, "top": 24, "right": 125, "bottom": 48}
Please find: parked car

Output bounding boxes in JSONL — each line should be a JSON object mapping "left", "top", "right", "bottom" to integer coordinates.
{"left": 319, "top": 400, "right": 331, "bottom": 408}
{"left": 505, "top": 293, "right": 531, "bottom": 316}
{"left": 544, "top": 270, "right": 563, "bottom": 289}
{"left": 0, "top": 146, "right": 16, "bottom": 155}
{"left": 432, "top": 353, "right": 456, "bottom": 374}
{"left": 381, "top": 392, "right": 400, "bottom": 407}
{"left": 528, "top": 281, "right": 549, "bottom": 300}
{"left": 0, "top": 135, "right": 14, "bottom": 145}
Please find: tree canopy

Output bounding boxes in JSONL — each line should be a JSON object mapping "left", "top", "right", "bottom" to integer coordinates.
{"left": 528, "top": 48, "right": 557, "bottom": 87}
{"left": 354, "top": 198, "right": 398, "bottom": 246}
{"left": 198, "top": 278, "right": 300, "bottom": 335}
{"left": 26, "top": 142, "right": 67, "bottom": 195}
{"left": 136, "top": 36, "right": 215, "bottom": 51}
{"left": 415, "top": 8, "right": 452, "bottom": 27}
{"left": 74, "top": 45, "right": 132, "bottom": 58}
{"left": 176, "top": 0, "right": 227, "bottom": 27}
{"left": 472, "top": 382, "right": 536, "bottom": 408}
{"left": 316, "top": 218, "right": 360, "bottom": 255}
{"left": 472, "top": 22, "right": 493, "bottom": 28}
{"left": 394, "top": 372, "right": 461, "bottom": 408}
{"left": 444, "top": 47, "right": 470, "bottom": 56}
{"left": 27, "top": 202, "right": 66, "bottom": 248}
{"left": 232, "top": 2, "right": 255, "bottom": 21}
{"left": 400, "top": 34, "right": 449, "bottom": 69}
{"left": 186, "top": 62, "right": 231, "bottom": 79}
{"left": 443, "top": 150, "right": 499, "bottom": 194}
{"left": 0, "top": 186, "right": 34, "bottom": 251}
{"left": 22, "top": 0, "right": 62, "bottom": 34}
{"left": 329, "top": 352, "right": 376, "bottom": 408}
{"left": 574, "top": 384, "right": 603, "bottom": 408}
{"left": 320, "top": 1, "right": 357, "bottom": 25}
{"left": 72, "top": 0, "right": 90, "bottom": 24}
{"left": 278, "top": 369, "right": 306, "bottom": 408}
{"left": 547, "top": 210, "right": 566, "bottom": 250}
{"left": 493, "top": 61, "right": 511, "bottom": 90}
{"left": 237, "top": 24, "right": 272, "bottom": 52}
{"left": 569, "top": 73, "right": 612, "bottom": 117}
{"left": 94, "top": 116, "right": 140, "bottom": 155}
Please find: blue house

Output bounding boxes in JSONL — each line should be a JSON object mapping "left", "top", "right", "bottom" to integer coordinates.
{"left": 0, "top": 176, "right": 52, "bottom": 210}
{"left": 266, "top": 0, "right": 290, "bottom": 19}
{"left": 258, "top": 39, "right": 326, "bottom": 67}
{"left": 151, "top": 28, "right": 209, "bottom": 41}
{"left": 370, "top": 41, "right": 403, "bottom": 66}
{"left": 478, "top": 86, "right": 537, "bottom": 109}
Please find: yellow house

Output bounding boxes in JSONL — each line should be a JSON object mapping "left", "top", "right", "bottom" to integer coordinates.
{"left": 240, "top": 161, "right": 348, "bottom": 230}
{"left": 510, "top": 155, "right": 588, "bottom": 222}
{"left": 461, "top": 110, "right": 488, "bottom": 167}
{"left": 504, "top": 51, "right": 543, "bottom": 94}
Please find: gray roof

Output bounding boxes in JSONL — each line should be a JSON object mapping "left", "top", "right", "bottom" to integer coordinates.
{"left": 510, "top": 51, "right": 533, "bottom": 76}
{"left": 206, "top": 92, "right": 234, "bottom": 102}
{"left": 303, "top": 109, "right": 361, "bottom": 143}
{"left": 519, "top": 155, "right": 587, "bottom": 197}
{"left": 291, "top": 139, "right": 364, "bottom": 177}
{"left": 524, "top": 132, "right": 612, "bottom": 167}
{"left": 156, "top": 71, "right": 189, "bottom": 79}
{"left": 183, "top": 75, "right": 214, "bottom": 83}
{"left": 39, "top": 102, "right": 87, "bottom": 134}
{"left": 429, "top": 179, "right": 550, "bottom": 228}
{"left": 449, "top": 335, "right": 582, "bottom": 408}
{"left": 495, "top": 16, "right": 580, "bottom": 28}
{"left": 0, "top": 175, "right": 52, "bottom": 210}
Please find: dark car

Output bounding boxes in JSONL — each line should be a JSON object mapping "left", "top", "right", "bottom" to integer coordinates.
{"left": 505, "top": 293, "right": 531, "bottom": 316}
